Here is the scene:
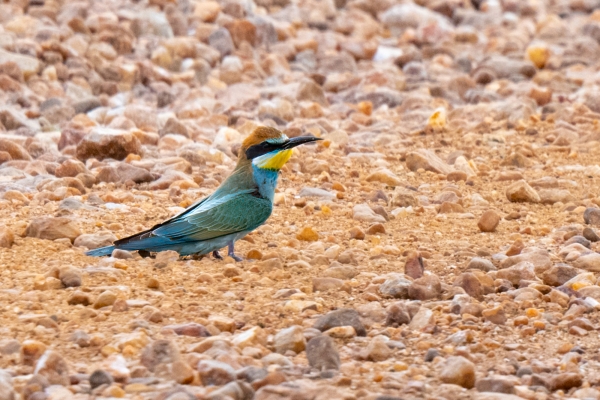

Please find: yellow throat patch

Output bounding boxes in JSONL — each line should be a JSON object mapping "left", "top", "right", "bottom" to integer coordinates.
{"left": 255, "top": 149, "right": 293, "bottom": 170}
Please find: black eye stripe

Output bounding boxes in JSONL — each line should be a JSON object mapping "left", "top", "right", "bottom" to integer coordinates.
{"left": 245, "top": 141, "right": 283, "bottom": 160}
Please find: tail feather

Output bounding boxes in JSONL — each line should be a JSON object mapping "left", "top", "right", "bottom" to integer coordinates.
{"left": 86, "top": 245, "right": 116, "bottom": 257}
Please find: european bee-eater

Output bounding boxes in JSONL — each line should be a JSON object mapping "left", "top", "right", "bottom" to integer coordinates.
{"left": 86, "top": 127, "right": 321, "bottom": 261}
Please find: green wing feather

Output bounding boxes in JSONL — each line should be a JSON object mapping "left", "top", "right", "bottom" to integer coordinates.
{"left": 153, "top": 190, "right": 272, "bottom": 242}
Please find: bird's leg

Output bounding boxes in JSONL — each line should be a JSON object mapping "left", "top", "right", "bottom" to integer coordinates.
{"left": 227, "top": 241, "right": 243, "bottom": 262}
{"left": 212, "top": 250, "right": 223, "bottom": 260}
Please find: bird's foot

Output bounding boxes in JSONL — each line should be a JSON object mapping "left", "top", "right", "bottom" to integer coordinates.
{"left": 228, "top": 252, "right": 243, "bottom": 262}
{"left": 138, "top": 250, "right": 154, "bottom": 258}
{"left": 212, "top": 250, "right": 223, "bottom": 260}
{"left": 227, "top": 241, "right": 243, "bottom": 262}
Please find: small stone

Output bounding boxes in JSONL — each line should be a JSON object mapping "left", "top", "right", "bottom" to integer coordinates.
{"left": 141, "top": 340, "right": 180, "bottom": 372}
{"left": 406, "top": 149, "right": 454, "bottom": 175}
{"left": 348, "top": 227, "right": 365, "bottom": 240}
{"left": 392, "top": 188, "right": 418, "bottom": 207}
{"left": 209, "top": 28, "right": 234, "bottom": 58}
{"left": 447, "top": 171, "right": 468, "bottom": 182}
{"left": 404, "top": 250, "right": 424, "bottom": 279}
{"left": 232, "top": 326, "right": 267, "bottom": 349}
{"left": 324, "top": 326, "right": 356, "bottom": 338}
{"left": 147, "top": 278, "right": 160, "bottom": 289}
{"left": 76, "top": 128, "right": 142, "bottom": 161}
{"left": 313, "top": 309, "right": 366, "bottom": 336}
{"left": 94, "top": 291, "right": 117, "bottom": 309}
{"left": 475, "top": 376, "right": 516, "bottom": 394}
{"left": 90, "top": 369, "right": 113, "bottom": 389}
{"left": 0, "top": 227, "right": 14, "bottom": 248}
{"left": 172, "top": 360, "right": 195, "bottom": 385}
{"left": 440, "top": 356, "right": 476, "bottom": 389}
{"left": 505, "top": 239, "right": 524, "bottom": 256}
{"left": 297, "top": 79, "right": 328, "bottom": 106}
{"left": 408, "top": 308, "right": 434, "bottom": 331}
{"left": 550, "top": 373, "right": 582, "bottom": 391}
{"left": 357, "top": 337, "right": 391, "bottom": 362}
{"left": 505, "top": 180, "right": 540, "bottom": 203}
{"left": 353, "top": 203, "right": 386, "bottom": 223}
{"left": 197, "top": 360, "right": 236, "bottom": 386}
{"left": 21, "top": 340, "right": 46, "bottom": 366}
{"left": 71, "top": 330, "right": 90, "bottom": 347}
{"left": 274, "top": 326, "right": 306, "bottom": 354}
{"left": 58, "top": 266, "right": 82, "bottom": 288}
{"left": 573, "top": 253, "right": 600, "bottom": 272}
{"left": 67, "top": 291, "right": 91, "bottom": 306}
{"left": 313, "top": 277, "right": 347, "bottom": 293}
{"left": 162, "top": 323, "right": 211, "bottom": 337}
{"left": 296, "top": 227, "right": 319, "bottom": 242}
{"left": 34, "top": 351, "right": 70, "bottom": 386}
{"left": 582, "top": 227, "right": 600, "bottom": 242}
{"left": 366, "top": 169, "right": 402, "bottom": 186}
{"left": 367, "top": 223, "right": 386, "bottom": 235}
{"left": 379, "top": 277, "right": 412, "bottom": 299}
{"left": 543, "top": 265, "right": 578, "bottom": 287}
{"left": 467, "top": 257, "right": 496, "bottom": 272}
{"left": 306, "top": 336, "right": 340, "bottom": 371}
{"left": 538, "top": 189, "right": 575, "bottom": 205}
{"left": 0, "top": 370, "right": 14, "bottom": 400}
{"left": 408, "top": 274, "right": 441, "bottom": 300}
{"left": 584, "top": 208, "right": 600, "bottom": 225}
{"left": 424, "top": 348, "right": 440, "bottom": 362}
{"left": 482, "top": 306, "right": 506, "bottom": 325}
{"left": 478, "top": 210, "right": 501, "bottom": 232}
{"left": 454, "top": 272, "right": 483, "bottom": 300}
{"left": 385, "top": 302, "right": 411, "bottom": 326}
{"left": 25, "top": 217, "right": 81, "bottom": 243}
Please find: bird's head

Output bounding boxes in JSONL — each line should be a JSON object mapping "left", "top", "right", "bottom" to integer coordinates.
{"left": 241, "top": 126, "right": 322, "bottom": 171}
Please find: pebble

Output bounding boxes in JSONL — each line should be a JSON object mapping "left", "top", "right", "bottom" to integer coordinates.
{"left": 93, "top": 290, "right": 117, "bottom": 309}
{"left": 408, "top": 274, "right": 442, "bottom": 300}
{"left": 34, "top": 351, "right": 70, "bottom": 386}
{"left": 25, "top": 217, "right": 81, "bottom": 242}
{"left": 0, "top": 370, "right": 14, "bottom": 400}
{"left": 467, "top": 257, "right": 496, "bottom": 272}
{"left": 404, "top": 250, "right": 424, "bottom": 279}
{"left": 89, "top": 369, "right": 114, "bottom": 389}
{"left": 475, "top": 376, "right": 517, "bottom": 394}
{"left": 360, "top": 337, "right": 392, "bottom": 362}
{"left": 58, "top": 266, "right": 82, "bottom": 287}
{"left": 366, "top": 169, "right": 403, "bottom": 186}
{"left": 162, "top": 322, "right": 210, "bottom": 337}
{"left": 296, "top": 227, "right": 319, "bottom": 242}
{"left": 385, "top": 302, "right": 411, "bottom": 327}
{"left": 582, "top": 227, "right": 600, "bottom": 242}
{"left": 408, "top": 308, "right": 434, "bottom": 331}
{"left": 542, "top": 265, "right": 578, "bottom": 286}
{"left": 197, "top": 360, "right": 236, "bottom": 386}
{"left": 76, "top": 128, "right": 142, "bottom": 161}
{"left": 352, "top": 203, "right": 386, "bottom": 223}
{"left": 379, "top": 277, "right": 412, "bottom": 299}
{"left": 0, "top": 227, "right": 14, "bottom": 248}
{"left": 141, "top": 340, "right": 180, "bottom": 372}
{"left": 583, "top": 208, "right": 600, "bottom": 225}
{"left": 274, "top": 326, "right": 306, "bottom": 354}
{"left": 439, "top": 356, "right": 476, "bottom": 389}
{"left": 505, "top": 180, "right": 540, "bottom": 203}
{"left": 482, "top": 306, "right": 506, "bottom": 325}
{"left": 406, "top": 149, "right": 454, "bottom": 175}
{"left": 478, "top": 210, "right": 501, "bottom": 233}
{"left": 67, "top": 291, "right": 92, "bottom": 306}
{"left": 313, "top": 309, "right": 366, "bottom": 336}
{"left": 306, "top": 336, "right": 340, "bottom": 371}
{"left": 573, "top": 253, "right": 600, "bottom": 272}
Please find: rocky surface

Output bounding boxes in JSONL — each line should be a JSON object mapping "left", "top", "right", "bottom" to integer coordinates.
{"left": 1, "top": 0, "right": 600, "bottom": 399}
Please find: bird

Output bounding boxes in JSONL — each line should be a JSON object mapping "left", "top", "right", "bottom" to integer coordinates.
{"left": 86, "top": 126, "right": 322, "bottom": 261}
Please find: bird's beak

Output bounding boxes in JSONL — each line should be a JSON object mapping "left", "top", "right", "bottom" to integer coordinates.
{"left": 281, "top": 136, "right": 323, "bottom": 150}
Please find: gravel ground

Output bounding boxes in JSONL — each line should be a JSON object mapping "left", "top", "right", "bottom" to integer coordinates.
{"left": 2, "top": 0, "right": 600, "bottom": 399}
